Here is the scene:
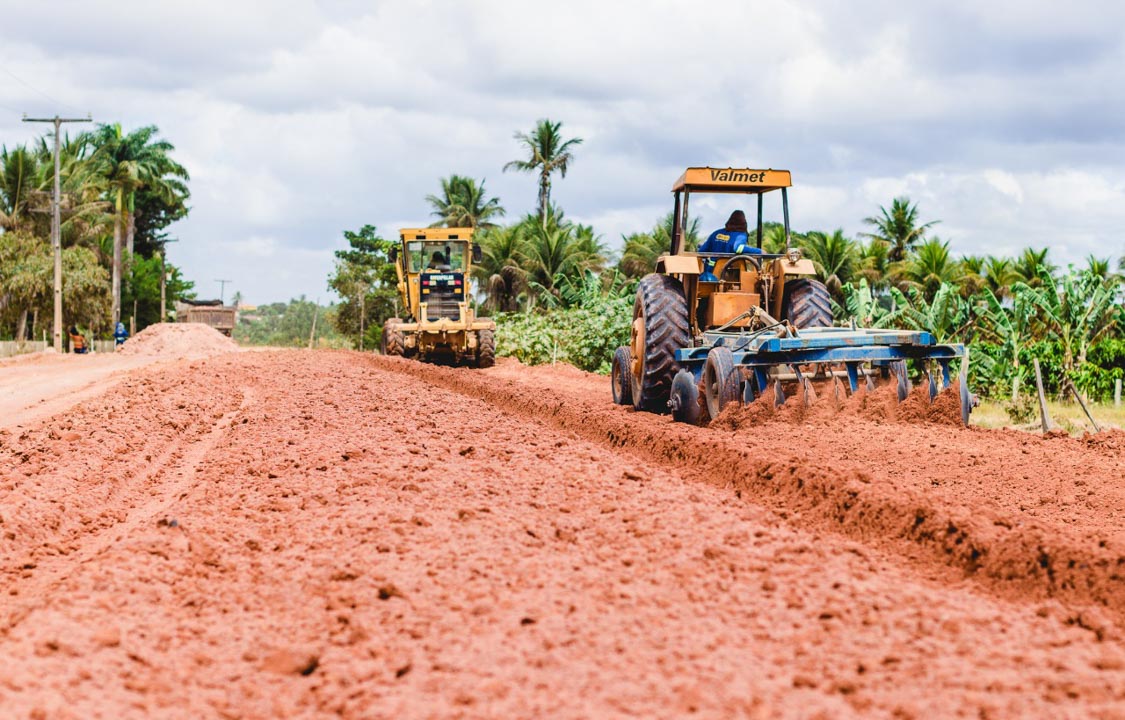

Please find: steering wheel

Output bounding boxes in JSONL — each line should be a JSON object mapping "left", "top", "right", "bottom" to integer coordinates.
{"left": 715, "top": 253, "right": 763, "bottom": 282}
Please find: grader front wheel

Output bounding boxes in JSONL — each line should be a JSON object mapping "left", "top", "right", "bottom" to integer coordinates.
{"left": 382, "top": 318, "right": 404, "bottom": 356}
{"left": 476, "top": 329, "right": 496, "bottom": 368}
{"left": 629, "top": 274, "right": 690, "bottom": 413}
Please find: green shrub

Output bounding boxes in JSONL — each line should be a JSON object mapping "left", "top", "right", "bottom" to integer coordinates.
{"left": 1002, "top": 394, "right": 1037, "bottom": 424}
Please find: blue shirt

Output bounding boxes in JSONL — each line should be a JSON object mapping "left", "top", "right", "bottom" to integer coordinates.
{"left": 698, "top": 229, "right": 760, "bottom": 281}
{"left": 699, "top": 229, "right": 754, "bottom": 255}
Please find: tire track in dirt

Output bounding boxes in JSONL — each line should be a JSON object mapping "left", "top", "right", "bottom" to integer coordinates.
{"left": 0, "top": 387, "right": 254, "bottom": 636}
{"left": 369, "top": 355, "right": 1125, "bottom": 630}
{"left": 5, "top": 350, "right": 1125, "bottom": 718}
{"left": 0, "top": 357, "right": 251, "bottom": 632}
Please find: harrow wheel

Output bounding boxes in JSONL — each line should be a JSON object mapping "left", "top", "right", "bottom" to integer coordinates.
{"left": 782, "top": 278, "right": 833, "bottom": 329}
{"left": 670, "top": 369, "right": 701, "bottom": 425}
{"left": 611, "top": 346, "right": 633, "bottom": 406}
{"left": 703, "top": 347, "right": 740, "bottom": 421}
{"left": 382, "top": 318, "right": 404, "bottom": 356}
{"left": 630, "top": 274, "right": 690, "bottom": 413}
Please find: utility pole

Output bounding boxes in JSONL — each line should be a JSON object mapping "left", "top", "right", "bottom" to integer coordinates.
{"left": 308, "top": 297, "right": 320, "bottom": 349}
{"left": 215, "top": 279, "right": 232, "bottom": 305}
{"left": 22, "top": 114, "right": 92, "bottom": 353}
{"left": 159, "top": 239, "right": 179, "bottom": 323}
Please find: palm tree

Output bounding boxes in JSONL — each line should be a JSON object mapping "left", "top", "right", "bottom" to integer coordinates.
{"left": 425, "top": 175, "right": 505, "bottom": 229}
{"left": 472, "top": 225, "right": 527, "bottom": 313}
{"left": 856, "top": 238, "right": 891, "bottom": 291}
{"left": 861, "top": 196, "right": 939, "bottom": 262}
{"left": 898, "top": 238, "right": 964, "bottom": 301}
{"left": 1085, "top": 254, "right": 1111, "bottom": 279}
{"left": 503, "top": 119, "right": 583, "bottom": 224}
{"left": 617, "top": 213, "right": 703, "bottom": 278}
{"left": 982, "top": 256, "right": 1018, "bottom": 299}
{"left": 572, "top": 223, "right": 609, "bottom": 274}
{"left": 517, "top": 209, "right": 603, "bottom": 302}
{"left": 800, "top": 229, "right": 856, "bottom": 300}
{"left": 1011, "top": 247, "right": 1055, "bottom": 288}
{"left": 0, "top": 144, "right": 42, "bottom": 232}
{"left": 85, "top": 124, "right": 189, "bottom": 323}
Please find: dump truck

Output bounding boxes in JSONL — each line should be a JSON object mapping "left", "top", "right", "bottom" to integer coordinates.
{"left": 176, "top": 299, "right": 237, "bottom": 336}
{"left": 382, "top": 227, "right": 496, "bottom": 367}
{"left": 611, "top": 167, "right": 973, "bottom": 425}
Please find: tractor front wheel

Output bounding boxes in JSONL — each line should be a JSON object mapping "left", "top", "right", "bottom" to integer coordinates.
{"left": 629, "top": 274, "right": 690, "bottom": 413}
{"left": 611, "top": 346, "right": 633, "bottom": 406}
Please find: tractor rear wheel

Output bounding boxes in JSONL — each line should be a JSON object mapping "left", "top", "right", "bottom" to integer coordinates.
{"left": 703, "top": 346, "right": 740, "bottom": 420}
{"left": 383, "top": 318, "right": 404, "bottom": 356}
{"left": 630, "top": 274, "right": 690, "bottom": 413}
{"left": 782, "top": 278, "right": 833, "bottom": 329}
{"left": 476, "top": 329, "right": 496, "bottom": 368}
{"left": 611, "top": 346, "right": 633, "bottom": 406}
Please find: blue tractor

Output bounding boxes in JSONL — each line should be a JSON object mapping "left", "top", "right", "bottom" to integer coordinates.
{"left": 610, "top": 167, "right": 973, "bottom": 426}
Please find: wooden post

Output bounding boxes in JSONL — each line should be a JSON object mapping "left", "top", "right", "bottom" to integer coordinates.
{"left": 1032, "top": 358, "right": 1053, "bottom": 433}
{"left": 1011, "top": 375, "right": 1020, "bottom": 401}
{"left": 1068, "top": 380, "right": 1101, "bottom": 433}
{"left": 308, "top": 299, "right": 319, "bottom": 350}
{"left": 1115, "top": 378, "right": 1122, "bottom": 408}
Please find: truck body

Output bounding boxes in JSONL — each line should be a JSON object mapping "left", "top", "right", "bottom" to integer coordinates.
{"left": 176, "top": 300, "right": 237, "bottom": 336}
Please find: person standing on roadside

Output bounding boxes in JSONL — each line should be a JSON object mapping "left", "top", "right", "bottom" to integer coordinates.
{"left": 69, "top": 326, "right": 88, "bottom": 354}
{"left": 113, "top": 322, "right": 129, "bottom": 349}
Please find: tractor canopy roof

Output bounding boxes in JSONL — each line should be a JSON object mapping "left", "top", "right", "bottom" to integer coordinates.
{"left": 672, "top": 167, "right": 792, "bottom": 194}
{"left": 399, "top": 227, "right": 475, "bottom": 242}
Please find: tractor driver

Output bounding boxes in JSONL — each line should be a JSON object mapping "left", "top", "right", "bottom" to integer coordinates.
{"left": 426, "top": 251, "right": 446, "bottom": 271}
{"left": 698, "top": 210, "right": 760, "bottom": 282}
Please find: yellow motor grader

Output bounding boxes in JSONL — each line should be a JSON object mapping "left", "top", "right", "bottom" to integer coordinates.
{"left": 382, "top": 227, "right": 495, "bottom": 367}
{"left": 611, "top": 167, "right": 972, "bottom": 425}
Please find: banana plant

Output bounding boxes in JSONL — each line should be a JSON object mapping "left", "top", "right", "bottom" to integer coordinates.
{"left": 880, "top": 282, "right": 972, "bottom": 344}
{"left": 840, "top": 278, "right": 887, "bottom": 327}
{"left": 1014, "top": 267, "right": 1121, "bottom": 380}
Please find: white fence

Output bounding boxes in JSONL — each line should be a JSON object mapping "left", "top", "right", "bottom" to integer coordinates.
{"left": 1, "top": 340, "right": 118, "bottom": 358}
{"left": 0, "top": 341, "right": 47, "bottom": 358}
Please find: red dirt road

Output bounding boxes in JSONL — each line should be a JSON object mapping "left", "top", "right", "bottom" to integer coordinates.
{"left": 2, "top": 350, "right": 1124, "bottom": 718}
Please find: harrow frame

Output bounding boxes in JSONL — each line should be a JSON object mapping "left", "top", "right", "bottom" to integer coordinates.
{"left": 670, "top": 326, "right": 972, "bottom": 423}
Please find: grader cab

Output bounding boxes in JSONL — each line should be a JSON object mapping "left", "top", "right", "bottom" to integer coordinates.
{"left": 611, "top": 167, "right": 972, "bottom": 425}
{"left": 382, "top": 227, "right": 496, "bottom": 367}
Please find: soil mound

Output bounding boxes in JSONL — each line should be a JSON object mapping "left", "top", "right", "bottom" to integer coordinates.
{"left": 712, "top": 380, "right": 964, "bottom": 429}
{"left": 118, "top": 323, "right": 239, "bottom": 359}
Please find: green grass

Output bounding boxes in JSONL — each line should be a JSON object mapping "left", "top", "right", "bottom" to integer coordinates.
{"left": 972, "top": 397, "right": 1125, "bottom": 434}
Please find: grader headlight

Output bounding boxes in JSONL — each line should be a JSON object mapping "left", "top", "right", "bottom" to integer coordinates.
{"left": 787, "top": 248, "right": 802, "bottom": 264}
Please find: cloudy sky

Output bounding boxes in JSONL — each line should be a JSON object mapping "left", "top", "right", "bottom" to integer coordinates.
{"left": 2, "top": 0, "right": 1124, "bottom": 303}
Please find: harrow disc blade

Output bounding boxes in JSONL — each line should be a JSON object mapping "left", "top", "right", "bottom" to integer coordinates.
{"left": 892, "top": 361, "right": 911, "bottom": 402}
{"left": 960, "top": 378, "right": 972, "bottom": 427}
{"left": 800, "top": 376, "right": 818, "bottom": 407}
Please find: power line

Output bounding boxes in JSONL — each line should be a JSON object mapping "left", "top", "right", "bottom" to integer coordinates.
{"left": 215, "top": 279, "right": 232, "bottom": 305}
{"left": 1, "top": 66, "right": 84, "bottom": 115}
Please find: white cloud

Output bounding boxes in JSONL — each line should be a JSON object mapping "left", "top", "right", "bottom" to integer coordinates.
{"left": 2, "top": 0, "right": 1124, "bottom": 303}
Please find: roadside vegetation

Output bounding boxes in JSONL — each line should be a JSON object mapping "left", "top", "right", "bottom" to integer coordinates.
{"left": 326, "top": 116, "right": 1124, "bottom": 423}
{"left": 233, "top": 297, "right": 348, "bottom": 348}
{"left": 0, "top": 124, "right": 193, "bottom": 341}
